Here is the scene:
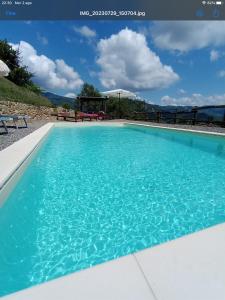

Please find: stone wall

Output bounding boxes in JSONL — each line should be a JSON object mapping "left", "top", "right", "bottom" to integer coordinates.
{"left": 0, "top": 101, "right": 57, "bottom": 120}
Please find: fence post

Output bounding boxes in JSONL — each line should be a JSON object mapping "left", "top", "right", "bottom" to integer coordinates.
{"left": 192, "top": 110, "right": 197, "bottom": 125}
{"left": 156, "top": 112, "right": 161, "bottom": 123}
{"left": 174, "top": 112, "right": 177, "bottom": 124}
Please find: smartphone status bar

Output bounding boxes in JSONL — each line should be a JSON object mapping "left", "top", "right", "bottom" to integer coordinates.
{"left": 0, "top": 0, "right": 225, "bottom": 20}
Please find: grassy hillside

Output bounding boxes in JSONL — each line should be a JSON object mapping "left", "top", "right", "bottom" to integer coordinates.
{"left": 0, "top": 78, "right": 52, "bottom": 107}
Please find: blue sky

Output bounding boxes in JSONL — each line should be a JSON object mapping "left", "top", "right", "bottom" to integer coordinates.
{"left": 1, "top": 20, "right": 225, "bottom": 106}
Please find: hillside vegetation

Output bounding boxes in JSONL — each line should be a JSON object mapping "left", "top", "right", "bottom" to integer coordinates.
{"left": 43, "top": 91, "right": 75, "bottom": 107}
{"left": 0, "top": 78, "right": 51, "bottom": 107}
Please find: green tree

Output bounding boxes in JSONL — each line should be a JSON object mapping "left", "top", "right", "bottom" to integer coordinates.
{"left": 8, "top": 66, "right": 33, "bottom": 87}
{"left": 77, "top": 83, "right": 101, "bottom": 112}
{"left": 0, "top": 39, "right": 41, "bottom": 93}
{"left": 78, "top": 83, "right": 101, "bottom": 97}
{"left": 106, "top": 97, "right": 149, "bottom": 119}
{"left": 62, "top": 103, "right": 71, "bottom": 110}
{"left": 0, "top": 39, "right": 19, "bottom": 71}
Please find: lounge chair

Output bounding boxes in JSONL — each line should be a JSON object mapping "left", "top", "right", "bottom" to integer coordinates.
{"left": 57, "top": 112, "right": 73, "bottom": 121}
{"left": 97, "top": 111, "right": 111, "bottom": 120}
{"left": 0, "top": 114, "right": 30, "bottom": 128}
{"left": 79, "top": 112, "right": 98, "bottom": 121}
{"left": 0, "top": 116, "right": 13, "bottom": 133}
{"left": 56, "top": 111, "right": 99, "bottom": 122}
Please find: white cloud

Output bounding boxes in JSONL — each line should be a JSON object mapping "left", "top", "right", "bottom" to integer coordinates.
{"left": 161, "top": 93, "right": 225, "bottom": 106}
{"left": 80, "top": 58, "right": 87, "bottom": 64}
{"left": 218, "top": 70, "right": 225, "bottom": 78}
{"left": 64, "top": 92, "right": 76, "bottom": 98}
{"left": 73, "top": 25, "right": 96, "bottom": 38}
{"left": 65, "top": 37, "right": 72, "bottom": 43}
{"left": 210, "top": 50, "right": 220, "bottom": 62}
{"left": 151, "top": 21, "right": 225, "bottom": 52}
{"left": 11, "top": 41, "right": 83, "bottom": 91}
{"left": 37, "top": 33, "right": 48, "bottom": 45}
{"left": 97, "top": 28, "right": 179, "bottom": 91}
{"left": 178, "top": 88, "right": 186, "bottom": 95}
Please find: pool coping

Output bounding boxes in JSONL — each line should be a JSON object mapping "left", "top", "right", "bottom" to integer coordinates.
{"left": 1, "top": 121, "right": 225, "bottom": 300}
{"left": 0, "top": 123, "right": 54, "bottom": 190}
{"left": 126, "top": 122, "right": 225, "bottom": 137}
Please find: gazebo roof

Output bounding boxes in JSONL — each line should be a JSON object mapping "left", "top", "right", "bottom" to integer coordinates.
{"left": 101, "top": 89, "right": 137, "bottom": 99}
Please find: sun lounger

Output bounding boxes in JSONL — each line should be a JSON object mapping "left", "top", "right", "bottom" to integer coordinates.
{"left": 56, "top": 112, "right": 99, "bottom": 122}
{"left": 97, "top": 111, "right": 111, "bottom": 120}
{"left": 0, "top": 115, "right": 30, "bottom": 128}
{"left": 79, "top": 112, "right": 98, "bottom": 121}
{"left": 57, "top": 112, "right": 76, "bottom": 121}
{"left": 0, "top": 116, "right": 13, "bottom": 133}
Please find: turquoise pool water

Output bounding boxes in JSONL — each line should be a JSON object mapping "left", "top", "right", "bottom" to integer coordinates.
{"left": 1, "top": 124, "right": 225, "bottom": 296}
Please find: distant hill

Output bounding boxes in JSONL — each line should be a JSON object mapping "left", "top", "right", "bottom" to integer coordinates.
{"left": 41, "top": 92, "right": 193, "bottom": 111}
{"left": 142, "top": 102, "right": 193, "bottom": 113}
{"left": 0, "top": 78, "right": 51, "bottom": 107}
{"left": 42, "top": 91, "right": 75, "bottom": 107}
{"left": 160, "top": 105, "right": 193, "bottom": 112}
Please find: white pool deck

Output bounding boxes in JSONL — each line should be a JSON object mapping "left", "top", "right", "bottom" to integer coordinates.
{"left": 1, "top": 121, "right": 225, "bottom": 300}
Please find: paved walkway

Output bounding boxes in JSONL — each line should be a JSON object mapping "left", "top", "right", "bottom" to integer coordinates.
{"left": 0, "top": 121, "right": 47, "bottom": 151}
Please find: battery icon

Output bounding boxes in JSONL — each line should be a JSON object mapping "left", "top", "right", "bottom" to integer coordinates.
{"left": 216, "top": 1, "right": 222, "bottom": 4}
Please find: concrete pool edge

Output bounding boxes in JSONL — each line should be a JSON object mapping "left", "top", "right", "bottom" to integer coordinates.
{"left": 1, "top": 120, "right": 225, "bottom": 299}
{"left": 0, "top": 123, "right": 54, "bottom": 201}
{"left": 126, "top": 122, "right": 225, "bottom": 137}
{"left": 2, "top": 222, "right": 225, "bottom": 300}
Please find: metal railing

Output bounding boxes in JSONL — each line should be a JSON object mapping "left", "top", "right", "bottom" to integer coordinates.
{"left": 133, "top": 107, "right": 225, "bottom": 127}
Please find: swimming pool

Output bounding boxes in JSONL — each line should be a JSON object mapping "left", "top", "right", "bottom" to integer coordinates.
{"left": 1, "top": 123, "right": 225, "bottom": 297}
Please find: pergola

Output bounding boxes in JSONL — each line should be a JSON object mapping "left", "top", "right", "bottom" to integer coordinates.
{"left": 76, "top": 96, "right": 109, "bottom": 113}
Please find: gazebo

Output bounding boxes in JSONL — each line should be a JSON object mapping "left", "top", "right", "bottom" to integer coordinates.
{"left": 76, "top": 96, "right": 109, "bottom": 113}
